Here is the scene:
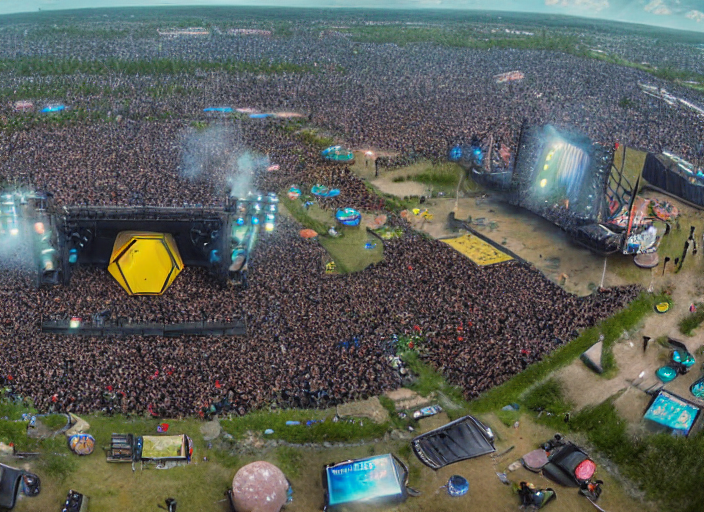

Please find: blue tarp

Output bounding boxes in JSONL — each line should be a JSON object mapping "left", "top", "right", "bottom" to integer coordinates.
{"left": 324, "top": 454, "right": 406, "bottom": 510}
{"left": 203, "top": 107, "right": 233, "bottom": 113}
{"left": 249, "top": 113, "right": 273, "bottom": 119}
{"left": 41, "top": 105, "right": 65, "bottom": 113}
{"left": 644, "top": 390, "right": 700, "bottom": 436}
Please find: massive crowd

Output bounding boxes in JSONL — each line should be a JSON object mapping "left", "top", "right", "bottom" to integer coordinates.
{"left": 0, "top": 17, "right": 684, "bottom": 417}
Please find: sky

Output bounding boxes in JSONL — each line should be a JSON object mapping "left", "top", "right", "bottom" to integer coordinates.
{"left": 0, "top": 0, "right": 702, "bottom": 33}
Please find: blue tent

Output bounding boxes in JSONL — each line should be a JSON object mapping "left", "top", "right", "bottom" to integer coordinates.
{"left": 336, "top": 208, "right": 361, "bottom": 227}
{"left": 41, "top": 105, "right": 65, "bottom": 113}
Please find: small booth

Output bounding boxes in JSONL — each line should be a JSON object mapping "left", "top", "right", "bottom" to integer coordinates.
{"left": 643, "top": 390, "right": 701, "bottom": 436}
{"left": 323, "top": 454, "right": 409, "bottom": 510}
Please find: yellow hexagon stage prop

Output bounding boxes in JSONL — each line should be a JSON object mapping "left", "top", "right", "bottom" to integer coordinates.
{"left": 107, "top": 232, "right": 184, "bottom": 295}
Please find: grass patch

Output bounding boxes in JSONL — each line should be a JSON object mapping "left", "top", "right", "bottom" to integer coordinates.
{"left": 38, "top": 452, "right": 78, "bottom": 481}
{"left": 400, "top": 351, "right": 468, "bottom": 417}
{"left": 279, "top": 194, "right": 330, "bottom": 235}
{"left": 495, "top": 409, "right": 521, "bottom": 428}
{"left": 470, "top": 292, "right": 662, "bottom": 413}
{"left": 319, "top": 228, "right": 383, "bottom": 274}
{"left": 298, "top": 129, "right": 335, "bottom": 150}
{"left": 520, "top": 379, "right": 573, "bottom": 430}
{"left": 0, "top": 392, "right": 36, "bottom": 421}
{"left": 571, "top": 400, "right": 704, "bottom": 512}
{"left": 280, "top": 195, "right": 384, "bottom": 273}
{"left": 275, "top": 446, "right": 304, "bottom": 478}
{"left": 0, "top": 57, "right": 315, "bottom": 77}
{"left": 220, "top": 409, "right": 390, "bottom": 444}
{"left": 41, "top": 414, "right": 69, "bottom": 431}
{"left": 404, "top": 162, "right": 464, "bottom": 196}
{"left": 679, "top": 303, "right": 704, "bottom": 336}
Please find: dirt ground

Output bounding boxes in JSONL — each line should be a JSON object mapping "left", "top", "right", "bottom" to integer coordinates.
{"left": 557, "top": 270, "right": 704, "bottom": 415}
{"left": 254, "top": 413, "right": 652, "bottom": 512}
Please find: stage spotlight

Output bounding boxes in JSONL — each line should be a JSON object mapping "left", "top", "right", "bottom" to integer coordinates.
{"left": 236, "top": 217, "right": 245, "bottom": 226}
{"left": 68, "top": 249, "right": 78, "bottom": 264}
{"left": 543, "top": 164, "right": 549, "bottom": 171}
{"left": 34, "top": 222, "right": 45, "bottom": 235}
{"left": 9, "top": 228, "right": 19, "bottom": 236}
{"left": 251, "top": 217, "right": 259, "bottom": 225}
{"left": 69, "top": 317, "right": 81, "bottom": 329}
{"left": 254, "top": 203, "right": 261, "bottom": 211}
{"left": 264, "top": 222, "right": 274, "bottom": 232}
{"left": 540, "top": 179, "right": 548, "bottom": 188}
{"left": 269, "top": 204, "right": 277, "bottom": 212}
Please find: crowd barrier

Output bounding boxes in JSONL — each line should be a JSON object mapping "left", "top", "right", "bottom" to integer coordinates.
{"left": 41, "top": 320, "right": 246, "bottom": 337}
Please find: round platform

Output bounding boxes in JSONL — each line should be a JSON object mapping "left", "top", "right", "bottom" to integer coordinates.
{"left": 634, "top": 253, "right": 659, "bottom": 269}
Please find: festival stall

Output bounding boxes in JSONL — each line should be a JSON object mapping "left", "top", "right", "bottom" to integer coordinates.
{"left": 106, "top": 433, "right": 193, "bottom": 465}
{"left": 323, "top": 454, "right": 409, "bottom": 511}
{"left": 140, "top": 434, "right": 193, "bottom": 464}
{"left": 643, "top": 390, "right": 701, "bottom": 436}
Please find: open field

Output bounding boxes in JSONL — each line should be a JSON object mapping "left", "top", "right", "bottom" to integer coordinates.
{"left": 279, "top": 196, "right": 384, "bottom": 274}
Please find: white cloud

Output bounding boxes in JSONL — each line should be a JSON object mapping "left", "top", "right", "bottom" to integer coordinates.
{"left": 644, "top": 0, "right": 672, "bottom": 15}
{"left": 544, "top": 0, "right": 610, "bottom": 12}
{"left": 686, "top": 9, "right": 704, "bottom": 22}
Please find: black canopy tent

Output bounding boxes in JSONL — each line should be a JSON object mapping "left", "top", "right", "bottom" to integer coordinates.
{"left": 411, "top": 415, "right": 496, "bottom": 470}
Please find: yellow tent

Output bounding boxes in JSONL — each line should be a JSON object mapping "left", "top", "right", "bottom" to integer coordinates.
{"left": 107, "top": 232, "right": 184, "bottom": 295}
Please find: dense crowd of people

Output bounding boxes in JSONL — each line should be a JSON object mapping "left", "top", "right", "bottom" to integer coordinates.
{"left": 0, "top": 17, "right": 683, "bottom": 417}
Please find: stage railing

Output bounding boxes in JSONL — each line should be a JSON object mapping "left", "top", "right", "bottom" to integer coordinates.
{"left": 41, "top": 319, "right": 246, "bottom": 337}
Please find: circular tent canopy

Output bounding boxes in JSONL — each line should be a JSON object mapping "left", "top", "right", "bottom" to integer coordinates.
{"left": 447, "top": 475, "right": 469, "bottom": 497}
{"left": 107, "top": 232, "right": 184, "bottom": 296}
{"left": 300, "top": 229, "right": 318, "bottom": 239}
{"left": 232, "top": 461, "right": 289, "bottom": 512}
{"left": 336, "top": 208, "right": 362, "bottom": 227}
{"left": 69, "top": 434, "right": 95, "bottom": 455}
{"left": 321, "top": 145, "right": 355, "bottom": 163}
{"left": 288, "top": 187, "right": 301, "bottom": 200}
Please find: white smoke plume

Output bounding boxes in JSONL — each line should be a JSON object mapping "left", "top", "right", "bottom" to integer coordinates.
{"left": 179, "top": 122, "right": 269, "bottom": 199}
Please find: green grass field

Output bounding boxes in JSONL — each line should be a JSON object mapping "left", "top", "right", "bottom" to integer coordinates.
{"left": 279, "top": 196, "right": 384, "bottom": 273}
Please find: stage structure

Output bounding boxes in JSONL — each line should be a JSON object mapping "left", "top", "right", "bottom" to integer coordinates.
{"left": 1, "top": 188, "right": 277, "bottom": 292}
{"left": 58, "top": 194, "right": 278, "bottom": 291}
{"left": 0, "top": 190, "right": 61, "bottom": 286}
{"left": 468, "top": 124, "right": 655, "bottom": 255}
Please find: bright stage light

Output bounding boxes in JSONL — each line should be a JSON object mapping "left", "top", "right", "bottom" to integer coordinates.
{"left": 236, "top": 217, "right": 245, "bottom": 226}
{"left": 264, "top": 222, "right": 274, "bottom": 232}
{"left": 540, "top": 179, "right": 548, "bottom": 188}
{"left": 69, "top": 317, "right": 81, "bottom": 329}
{"left": 543, "top": 164, "right": 549, "bottom": 171}
{"left": 9, "top": 228, "right": 19, "bottom": 236}
{"left": 34, "top": 222, "right": 45, "bottom": 234}
{"left": 251, "top": 217, "right": 259, "bottom": 225}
